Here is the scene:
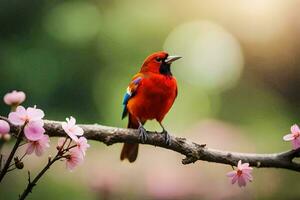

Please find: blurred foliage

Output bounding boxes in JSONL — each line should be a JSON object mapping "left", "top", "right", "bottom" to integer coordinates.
{"left": 1, "top": 0, "right": 300, "bottom": 199}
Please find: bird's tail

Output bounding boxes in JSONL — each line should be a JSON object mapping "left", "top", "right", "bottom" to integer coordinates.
{"left": 120, "top": 115, "right": 139, "bottom": 162}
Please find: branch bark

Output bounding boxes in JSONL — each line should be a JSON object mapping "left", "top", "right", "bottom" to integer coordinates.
{"left": 2, "top": 116, "right": 300, "bottom": 172}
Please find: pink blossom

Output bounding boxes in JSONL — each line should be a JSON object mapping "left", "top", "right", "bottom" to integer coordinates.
{"left": 26, "top": 134, "right": 50, "bottom": 156}
{"left": 3, "top": 90, "right": 26, "bottom": 106}
{"left": 66, "top": 148, "right": 84, "bottom": 171}
{"left": 8, "top": 106, "right": 44, "bottom": 126}
{"left": 62, "top": 117, "right": 83, "bottom": 142}
{"left": 76, "top": 137, "right": 90, "bottom": 156}
{"left": 226, "top": 160, "right": 253, "bottom": 187}
{"left": 8, "top": 106, "right": 45, "bottom": 141}
{"left": 283, "top": 124, "right": 300, "bottom": 150}
{"left": 0, "top": 120, "right": 10, "bottom": 135}
{"left": 24, "top": 120, "right": 45, "bottom": 141}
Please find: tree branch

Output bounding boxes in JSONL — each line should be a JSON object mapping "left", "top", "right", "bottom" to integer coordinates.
{"left": 2, "top": 116, "right": 300, "bottom": 172}
{"left": 0, "top": 125, "right": 24, "bottom": 182}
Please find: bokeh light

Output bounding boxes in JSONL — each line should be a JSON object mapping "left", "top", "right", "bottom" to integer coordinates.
{"left": 164, "top": 20, "right": 244, "bottom": 92}
{"left": 44, "top": 2, "right": 101, "bottom": 45}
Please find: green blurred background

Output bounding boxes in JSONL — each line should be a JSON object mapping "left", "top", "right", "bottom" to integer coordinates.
{"left": 1, "top": 0, "right": 300, "bottom": 199}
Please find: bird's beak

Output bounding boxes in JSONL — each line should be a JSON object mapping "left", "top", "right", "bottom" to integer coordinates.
{"left": 165, "top": 55, "right": 182, "bottom": 64}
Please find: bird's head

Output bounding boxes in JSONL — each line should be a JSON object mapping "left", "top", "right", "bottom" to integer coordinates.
{"left": 140, "top": 51, "right": 182, "bottom": 76}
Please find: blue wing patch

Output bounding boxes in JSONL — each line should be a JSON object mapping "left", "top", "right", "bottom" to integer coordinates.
{"left": 122, "top": 93, "right": 131, "bottom": 105}
{"left": 122, "top": 92, "right": 131, "bottom": 119}
{"left": 132, "top": 77, "right": 142, "bottom": 84}
{"left": 121, "top": 76, "right": 142, "bottom": 119}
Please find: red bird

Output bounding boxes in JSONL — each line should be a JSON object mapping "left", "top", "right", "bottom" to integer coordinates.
{"left": 120, "top": 51, "right": 181, "bottom": 162}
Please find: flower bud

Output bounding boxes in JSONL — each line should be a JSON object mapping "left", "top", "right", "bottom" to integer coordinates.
{"left": 14, "top": 157, "right": 24, "bottom": 169}
{"left": 3, "top": 90, "right": 26, "bottom": 107}
{"left": 3, "top": 133, "right": 11, "bottom": 141}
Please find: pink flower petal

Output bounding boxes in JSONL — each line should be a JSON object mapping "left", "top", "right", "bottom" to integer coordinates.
{"left": 226, "top": 171, "right": 237, "bottom": 178}
{"left": 16, "top": 106, "right": 27, "bottom": 115}
{"left": 26, "top": 135, "right": 50, "bottom": 156}
{"left": 242, "top": 173, "right": 253, "bottom": 182}
{"left": 68, "top": 133, "right": 79, "bottom": 142}
{"left": 283, "top": 134, "right": 295, "bottom": 141}
{"left": 62, "top": 116, "right": 84, "bottom": 142}
{"left": 291, "top": 124, "right": 300, "bottom": 134}
{"left": 8, "top": 112, "right": 24, "bottom": 125}
{"left": 237, "top": 176, "right": 246, "bottom": 187}
{"left": 77, "top": 137, "right": 90, "bottom": 156}
{"left": 35, "top": 145, "right": 44, "bottom": 156}
{"left": 237, "top": 160, "right": 242, "bottom": 169}
{"left": 26, "top": 143, "right": 35, "bottom": 155}
{"left": 73, "top": 126, "right": 84, "bottom": 136}
{"left": 27, "top": 107, "right": 45, "bottom": 121}
{"left": 0, "top": 120, "right": 10, "bottom": 135}
{"left": 8, "top": 106, "right": 27, "bottom": 125}
{"left": 39, "top": 134, "right": 50, "bottom": 147}
{"left": 241, "top": 163, "right": 250, "bottom": 168}
{"left": 68, "top": 117, "right": 76, "bottom": 126}
{"left": 62, "top": 121, "right": 68, "bottom": 130}
{"left": 291, "top": 139, "right": 300, "bottom": 150}
{"left": 231, "top": 175, "right": 238, "bottom": 184}
{"left": 3, "top": 90, "right": 26, "bottom": 105}
{"left": 66, "top": 149, "right": 84, "bottom": 171}
{"left": 24, "top": 120, "right": 45, "bottom": 141}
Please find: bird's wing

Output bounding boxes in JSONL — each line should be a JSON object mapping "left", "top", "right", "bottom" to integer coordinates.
{"left": 122, "top": 73, "right": 143, "bottom": 119}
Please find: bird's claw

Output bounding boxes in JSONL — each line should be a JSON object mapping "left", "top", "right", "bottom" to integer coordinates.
{"left": 138, "top": 125, "right": 148, "bottom": 143}
{"left": 162, "top": 130, "right": 171, "bottom": 146}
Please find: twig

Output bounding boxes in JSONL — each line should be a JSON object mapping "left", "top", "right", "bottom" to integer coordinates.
{"left": 0, "top": 154, "right": 2, "bottom": 171}
{"left": 63, "top": 145, "right": 77, "bottom": 153}
{"left": 18, "top": 136, "right": 78, "bottom": 199}
{"left": 18, "top": 142, "right": 27, "bottom": 147}
{"left": 7, "top": 167, "right": 16, "bottom": 172}
{"left": 27, "top": 171, "right": 31, "bottom": 184}
{"left": 18, "top": 154, "right": 61, "bottom": 199}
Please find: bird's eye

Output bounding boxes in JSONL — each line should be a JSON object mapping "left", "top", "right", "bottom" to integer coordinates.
{"left": 155, "top": 57, "right": 162, "bottom": 62}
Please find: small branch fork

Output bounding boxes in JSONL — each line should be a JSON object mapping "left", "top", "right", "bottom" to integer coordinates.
{"left": 1, "top": 116, "right": 300, "bottom": 172}
{"left": 18, "top": 137, "right": 70, "bottom": 200}
{"left": 18, "top": 156, "right": 61, "bottom": 200}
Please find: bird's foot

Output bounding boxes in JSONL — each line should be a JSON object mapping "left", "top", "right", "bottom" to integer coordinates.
{"left": 162, "top": 129, "right": 171, "bottom": 146}
{"left": 138, "top": 124, "right": 148, "bottom": 143}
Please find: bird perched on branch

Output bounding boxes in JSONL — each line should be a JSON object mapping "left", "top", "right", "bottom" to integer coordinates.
{"left": 120, "top": 51, "right": 182, "bottom": 162}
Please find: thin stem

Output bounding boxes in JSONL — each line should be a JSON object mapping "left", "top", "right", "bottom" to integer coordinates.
{"left": 20, "top": 152, "right": 27, "bottom": 161}
{"left": 7, "top": 167, "right": 16, "bottom": 172}
{"left": 18, "top": 156, "right": 61, "bottom": 200}
{"left": 0, "top": 154, "right": 2, "bottom": 171}
{"left": 58, "top": 137, "right": 68, "bottom": 153}
{"left": 66, "top": 138, "right": 72, "bottom": 148}
{"left": 0, "top": 125, "right": 24, "bottom": 182}
{"left": 18, "top": 142, "right": 27, "bottom": 148}
{"left": 63, "top": 145, "right": 77, "bottom": 153}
